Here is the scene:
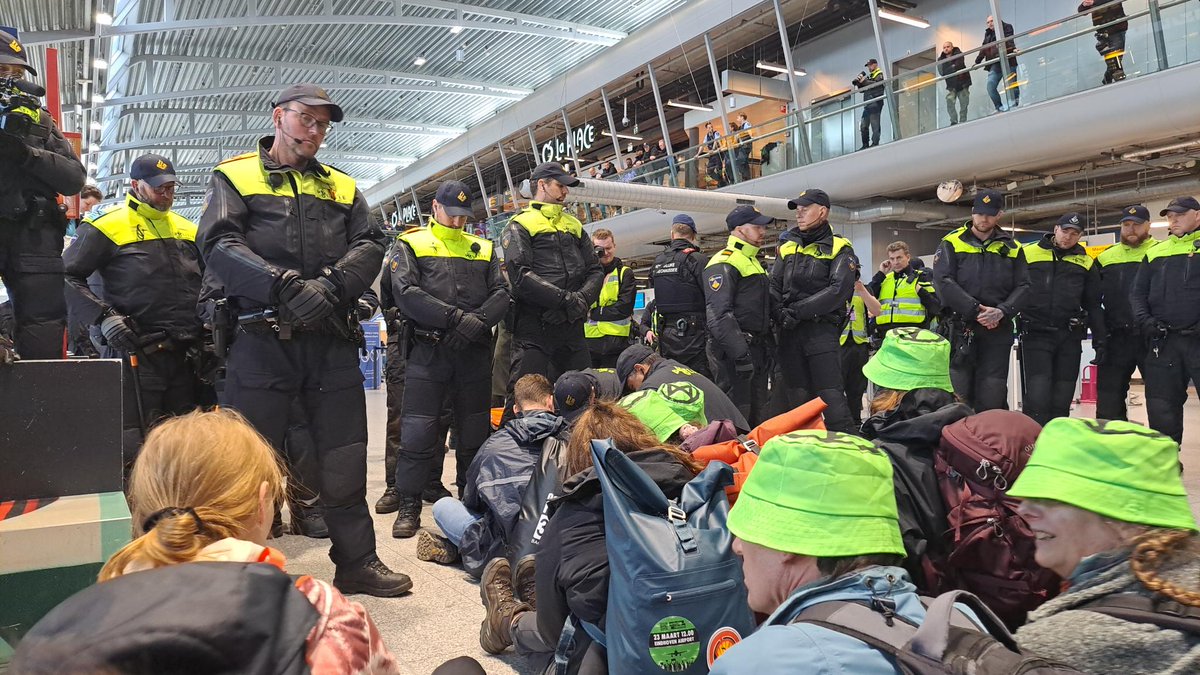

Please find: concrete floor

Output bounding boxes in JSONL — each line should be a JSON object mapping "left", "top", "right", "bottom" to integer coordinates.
{"left": 276, "top": 384, "right": 1200, "bottom": 675}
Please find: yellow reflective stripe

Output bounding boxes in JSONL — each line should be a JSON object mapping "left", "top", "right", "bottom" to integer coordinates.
{"left": 88, "top": 206, "right": 198, "bottom": 246}
{"left": 778, "top": 236, "right": 850, "bottom": 261}
{"left": 511, "top": 207, "right": 584, "bottom": 238}
{"left": 214, "top": 154, "right": 355, "bottom": 204}
{"left": 12, "top": 105, "right": 40, "bottom": 124}
{"left": 585, "top": 317, "right": 632, "bottom": 338}
{"left": 707, "top": 244, "right": 765, "bottom": 277}
{"left": 587, "top": 266, "right": 631, "bottom": 338}
{"left": 1098, "top": 241, "right": 1156, "bottom": 266}
{"left": 1023, "top": 242, "right": 1094, "bottom": 270}
{"left": 944, "top": 226, "right": 1019, "bottom": 258}
{"left": 840, "top": 297, "right": 869, "bottom": 345}
{"left": 1146, "top": 232, "right": 1200, "bottom": 262}
{"left": 400, "top": 227, "right": 493, "bottom": 261}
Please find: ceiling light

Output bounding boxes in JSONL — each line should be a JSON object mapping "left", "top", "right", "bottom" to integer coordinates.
{"left": 88, "top": 143, "right": 100, "bottom": 152}
{"left": 90, "top": 121, "right": 103, "bottom": 130}
{"left": 74, "top": 103, "right": 83, "bottom": 114}
{"left": 878, "top": 8, "right": 930, "bottom": 29}
{"left": 1151, "top": 221, "right": 1168, "bottom": 229}
{"left": 413, "top": 55, "right": 427, "bottom": 66}
{"left": 756, "top": 61, "right": 806, "bottom": 77}
{"left": 91, "top": 93, "right": 105, "bottom": 104}
{"left": 93, "top": 58, "right": 108, "bottom": 69}
{"left": 666, "top": 99, "right": 713, "bottom": 112}
{"left": 602, "top": 130, "right": 643, "bottom": 141}
{"left": 95, "top": 11, "right": 113, "bottom": 25}
{"left": 449, "top": 25, "right": 464, "bottom": 34}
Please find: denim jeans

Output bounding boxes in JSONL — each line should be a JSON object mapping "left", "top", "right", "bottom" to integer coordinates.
{"left": 431, "top": 496, "right": 483, "bottom": 547}
{"left": 986, "top": 67, "right": 1020, "bottom": 110}
{"left": 945, "top": 88, "right": 969, "bottom": 124}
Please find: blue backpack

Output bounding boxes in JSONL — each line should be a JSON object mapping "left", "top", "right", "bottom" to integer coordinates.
{"left": 557, "top": 439, "right": 754, "bottom": 674}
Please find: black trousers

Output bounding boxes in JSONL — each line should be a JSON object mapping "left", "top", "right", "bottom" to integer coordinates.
{"left": 282, "top": 397, "right": 323, "bottom": 506}
{"left": 841, "top": 341, "right": 871, "bottom": 426}
{"left": 505, "top": 318, "right": 591, "bottom": 421}
{"left": 710, "top": 338, "right": 770, "bottom": 427}
{"left": 1096, "top": 328, "right": 1145, "bottom": 421}
{"left": 658, "top": 314, "right": 712, "bottom": 380}
{"left": 396, "top": 339, "right": 491, "bottom": 497}
{"left": 950, "top": 325, "right": 1014, "bottom": 412}
{"left": 383, "top": 338, "right": 451, "bottom": 491}
{"left": 1143, "top": 332, "right": 1200, "bottom": 445}
{"left": 106, "top": 344, "right": 201, "bottom": 465}
{"left": 222, "top": 331, "right": 374, "bottom": 568}
{"left": 777, "top": 322, "right": 855, "bottom": 432}
{"left": 0, "top": 216, "right": 66, "bottom": 359}
{"left": 1020, "top": 329, "right": 1084, "bottom": 426}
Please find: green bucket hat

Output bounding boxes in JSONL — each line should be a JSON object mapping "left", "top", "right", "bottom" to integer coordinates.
{"left": 727, "top": 430, "right": 906, "bottom": 557}
{"left": 862, "top": 327, "right": 953, "bottom": 393}
{"left": 619, "top": 390, "right": 688, "bottom": 443}
{"left": 1009, "top": 418, "right": 1197, "bottom": 531}
{"left": 656, "top": 381, "right": 707, "bottom": 426}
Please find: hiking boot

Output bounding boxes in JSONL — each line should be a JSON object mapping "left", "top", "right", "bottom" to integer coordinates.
{"left": 416, "top": 528, "right": 460, "bottom": 564}
{"left": 375, "top": 486, "right": 400, "bottom": 514}
{"left": 289, "top": 503, "right": 329, "bottom": 539}
{"left": 479, "top": 557, "right": 531, "bottom": 654}
{"left": 391, "top": 495, "right": 422, "bottom": 539}
{"left": 333, "top": 557, "right": 413, "bottom": 597}
{"left": 513, "top": 554, "right": 537, "bottom": 608}
{"left": 421, "top": 481, "right": 452, "bottom": 504}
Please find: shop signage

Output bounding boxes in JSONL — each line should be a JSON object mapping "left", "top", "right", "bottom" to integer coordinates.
{"left": 540, "top": 123, "right": 597, "bottom": 162}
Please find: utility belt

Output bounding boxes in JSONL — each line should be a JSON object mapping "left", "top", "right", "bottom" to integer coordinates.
{"left": 657, "top": 312, "right": 705, "bottom": 333}
{"left": 391, "top": 318, "right": 445, "bottom": 359}
{"left": 210, "top": 301, "right": 364, "bottom": 348}
{"left": 1018, "top": 313, "right": 1087, "bottom": 336}
{"left": 0, "top": 192, "right": 65, "bottom": 226}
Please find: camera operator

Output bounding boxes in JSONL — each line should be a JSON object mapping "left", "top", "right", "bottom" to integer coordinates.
{"left": 1079, "top": 0, "right": 1128, "bottom": 85}
{"left": 0, "top": 31, "right": 87, "bottom": 362}
{"left": 853, "top": 59, "right": 885, "bottom": 151}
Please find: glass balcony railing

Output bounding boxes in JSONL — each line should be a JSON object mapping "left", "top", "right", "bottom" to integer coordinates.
{"left": 556, "top": 0, "right": 1199, "bottom": 223}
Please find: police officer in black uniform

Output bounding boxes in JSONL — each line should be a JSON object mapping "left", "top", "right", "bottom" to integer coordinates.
{"left": 63, "top": 154, "right": 203, "bottom": 454}
{"left": 705, "top": 205, "right": 773, "bottom": 425}
{"left": 198, "top": 84, "right": 410, "bottom": 596}
{"left": 1132, "top": 196, "right": 1200, "bottom": 445}
{"left": 388, "top": 180, "right": 509, "bottom": 538}
{"left": 502, "top": 162, "right": 603, "bottom": 416}
{"left": 0, "top": 31, "right": 86, "bottom": 360}
{"left": 1018, "top": 213, "right": 1106, "bottom": 426}
{"left": 771, "top": 189, "right": 857, "bottom": 432}
{"left": 645, "top": 214, "right": 712, "bottom": 378}
{"left": 933, "top": 189, "right": 1029, "bottom": 411}
{"left": 1095, "top": 205, "right": 1157, "bottom": 421}
{"left": 616, "top": 342, "right": 749, "bottom": 431}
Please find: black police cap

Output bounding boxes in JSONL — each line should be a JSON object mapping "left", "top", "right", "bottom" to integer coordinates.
{"left": 530, "top": 161, "right": 580, "bottom": 187}
{"left": 972, "top": 189, "right": 1004, "bottom": 216}
{"left": 435, "top": 180, "right": 474, "bottom": 217}
{"left": 0, "top": 31, "right": 35, "bottom": 76}
{"left": 616, "top": 343, "right": 655, "bottom": 388}
{"left": 130, "top": 153, "right": 178, "bottom": 188}
{"left": 1160, "top": 196, "right": 1200, "bottom": 216}
{"left": 1056, "top": 212, "right": 1084, "bottom": 231}
{"left": 1120, "top": 205, "right": 1150, "bottom": 224}
{"left": 725, "top": 205, "right": 773, "bottom": 231}
{"left": 788, "top": 188, "right": 830, "bottom": 210}
{"left": 554, "top": 371, "right": 598, "bottom": 424}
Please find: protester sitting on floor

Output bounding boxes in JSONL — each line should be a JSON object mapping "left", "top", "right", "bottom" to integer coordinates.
{"left": 616, "top": 342, "right": 749, "bottom": 431}
{"left": 619, "top": 381, "right": 707, "bottom": 443}
{"left": 475, "top": 401, "right": 702, "bottom": 674}
{"left": 554, "top": 370, "right": 600, "bottom": 427}
{"left": 12, "top": 408, "right": 402, "bottom": 675}
{"left": 711, "top": 429, "right": 963, "bottom": 673}
{"left": 1012, "top": 418, "right": 1200, "bottom": 674}
{"left": 419, "top": 374, "right": 569, "bottom": 577}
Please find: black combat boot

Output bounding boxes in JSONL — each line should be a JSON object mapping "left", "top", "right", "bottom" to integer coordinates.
{"left": 391, "top": 495, "right": 421, "bottom": 538}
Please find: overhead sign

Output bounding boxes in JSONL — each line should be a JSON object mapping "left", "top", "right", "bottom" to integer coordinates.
{"left": 541, "top": 122, "right": 597, "bottom": 162}
{"left": 389, "top": 202, "right": 420, "bottom": 227}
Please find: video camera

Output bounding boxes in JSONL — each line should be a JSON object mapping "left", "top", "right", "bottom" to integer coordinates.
{"left": 0, "top": 77, "right": 45, "bottom": 140}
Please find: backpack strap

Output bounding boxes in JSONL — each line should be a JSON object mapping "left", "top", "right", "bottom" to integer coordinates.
{"left": 1080, "top": 593, "right": 1200, "bottom": 636}
{"left": 793, "top": 595, "right": 994, "bottom": 660}
{"left": 553, "top": 616, "right": 607, "bottom": 675}
{"left": 908, "top": 590, "right": 1019, "bottom": 660}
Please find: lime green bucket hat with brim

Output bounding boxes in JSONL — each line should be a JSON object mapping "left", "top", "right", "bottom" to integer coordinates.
{"left": 656, "top": 381, "right": 707, "bottom": 426}
{"left": 727, "top": 430, "right": 906, "bottom": 557}
{"left": 1009, "top": 418, "right": 1197, "bottom": 531}
{"left": 862, "top": 327, "right": 953, "bottom": 393}
{"left": 619, "top": 390, "right": 688, "bottom": 443}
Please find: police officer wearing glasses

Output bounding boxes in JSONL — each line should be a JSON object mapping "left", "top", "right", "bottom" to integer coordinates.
{"left": 387, "top": 180, "right": 509, "bottom": 539}
{"left": 198, "top": 84, "right": 411, "bottom": 597}
{"left": 0, "top": 30, "right": 86, "bottom": 363}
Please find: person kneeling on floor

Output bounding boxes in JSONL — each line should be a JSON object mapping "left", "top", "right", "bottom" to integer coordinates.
{"left": 418, "top": 374, "right": 569, "bottom": 578}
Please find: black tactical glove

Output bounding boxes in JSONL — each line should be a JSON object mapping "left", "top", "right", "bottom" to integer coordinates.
{"left": 563, "top": 292, "right": 590, "bottom": 323}
{"left": 0, "top": 335, "right": 17, "bottom": 366}
{"left": 277, "top": 274, "right": 336, "bottom": 325}
{"left": 100, "top": 313, "right": 140, "bottom": 352}
{"left": 1142, "top": 320, "right": 1169, "bottom": 342}
{"left": 542, "top": 308, "right": 570, "bottom": 325}
{"left": 0, "top": 132, "right": 29, "bottom": 163}
{"left": 1090, "top": 343, "right": 1109, "bottom": 366}
{"left": 778, "top": 308, "right": 800, "bottom": 330}
{"left": 439, "top": 328, "right": 469, "bottom": 351}
{"left": 455, "top": 313, "right": 490, "bottom": 345}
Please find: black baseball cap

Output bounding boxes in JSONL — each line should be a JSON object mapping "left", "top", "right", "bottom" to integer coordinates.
{"left": 0, "top": 31, "right": 35, "bottom": 75}
{"left": 864, "top": 58, "right": 878, "bottom": 67}
{"left": 1159, "top": 196, "right": 1200, "bottom": 216}
{"left": 616, "top": 343, "right": 655, "bottom": 389}
{"left": 788, "top": 188, "right": 830, "bottom": 209}
{"left": 972, "top": 189, "right": 1004, "bottom": 216}
{"left": 1120, "top": 205, "right": 1150, "bottom": 224}
{"left": 1056, "top": 212, "right": 1084, "bottom": 231}
{"left": 554, "top": 371, "right": 598, "bottom": 424}
{"left": 672, "top": 214, "right": 696, "bottom": 232}
{"left": 273, "top": 83, "right": 344, "bottom": 123}
{"left": 725, "top": 205, "right": 773, "bottom": 231}
{"left": 530, "top": 161, "right": 580, "bottom": 187}
{"left": 129, "top": 153, "right": 178, "bottom": 188}
{"left": 434, "top": 180, "right": 474, "bottom": 217}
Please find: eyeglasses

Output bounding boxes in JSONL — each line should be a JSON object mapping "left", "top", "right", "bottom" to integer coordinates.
{"left": 282, "top": 107, "right": 334, "bottom": 134}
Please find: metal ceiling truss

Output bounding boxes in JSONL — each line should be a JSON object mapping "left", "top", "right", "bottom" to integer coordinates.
{"left": 23, "top": 0, "right": 627, "bottom": 46}
{"left": 100, "top": 144, "right": 415, "bottom": 164}
{"left": 114, "top": 107, "right": 465, "bottom": 136}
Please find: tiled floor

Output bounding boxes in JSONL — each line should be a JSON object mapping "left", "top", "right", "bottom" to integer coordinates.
{"left": 276, "top": 384, "right": 1200, "bottom": 675}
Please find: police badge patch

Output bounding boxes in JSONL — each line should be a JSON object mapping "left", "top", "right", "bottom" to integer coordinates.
{"left": 708, "top": 274, "right": 722, "bottom": 291}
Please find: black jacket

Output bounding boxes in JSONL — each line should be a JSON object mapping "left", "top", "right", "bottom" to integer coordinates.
{"left": 197, "top": 138, "right": 385, "bottom": 315}
{"left": 535, "top": 449, "right": 696, "bottom": 675}
{"left": 1021, "top": 234, "right": 1106, "bottom": 342}
{"left": 1131, "top": 231, "right": 1200, "bottom": 331}
{"left": 460, "top": 411, "right": 569, "bottom": 576}
{"left": 501, "top": 201, "right": 603, "bottom": 338}
{"left": 649, "top": 238, "right": 708, "bottom": 317}
{"left": 771, "top": 224, "right": 856, "bottom": 324}
{"left": 582, "top": 367, "right": 625, "bottom": 400}
{"left": 937, "top": 47, "right": 972, "bottom": 91}
{"left": 933, "top": 224, "right": 1029, "bottom": 321}
{"left": 639, "top": 356, "right": 750, "bottom": 431}
{"left": 975, "top": 21, "right": 1019, "bottom": 72}
{"left": 63, "top": 194, "right": 204, "bottom": 341}
{"left": 704, "top": 235, "right": 771, "bottom": 360}
{"left": 855, "top": 66, "right": 886, "bottom": 102}
{"left": 1081, "top": 1, "right": 1128, "bottom": 33}
{"left": 1096, "top": 240, "right": 1155, "bottom": 331}
{"left": 862, "top": 389, "right": 973, "bottom": 590}
{"left": 387, "top": 220, "right": 509, "bottom": 333}
{"left": 0, "top": 100, "right": 86, "bottom": 222}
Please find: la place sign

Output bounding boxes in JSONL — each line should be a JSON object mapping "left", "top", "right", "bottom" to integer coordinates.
{"left": 389, "top": 202, "right": 421, "bottom": 227}
{"left": 541, "top": 123, "right": 597, "bottom": 162}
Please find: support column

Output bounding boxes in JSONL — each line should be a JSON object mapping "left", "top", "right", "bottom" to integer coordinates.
{"left": 600, "top": 87, "right": 625, "bottom": 169}
{"left": 471, "top": 155, "right": 493, "bottom": 218}
{"left": 704, "top": 33, "right": 740, "bottom": 184}
{"left": 496, "top": 142, "right": 518, "bottom": 212}
{"left": 865, "top": 0, "right": 901, "bottom": 141}
{"left": 646, "top": 63, "right": 678, "bottom": 187}
{"left": 986, "top": 0, "right": 1017, "bottom": 110}
{"left": 409, "top": 187, "right": 424, "bottom": 227}
{"left": 771, "top": 0, "right": 812, "bottom": 165}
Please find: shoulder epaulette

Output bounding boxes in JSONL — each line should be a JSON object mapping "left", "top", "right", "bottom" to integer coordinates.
{"left": 215, "top": 152, "right": 257, "bottom": 168}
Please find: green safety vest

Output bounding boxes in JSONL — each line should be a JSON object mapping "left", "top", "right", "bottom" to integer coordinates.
{"left": 1097, "top": 239, "right": 1157, "bottom": 267}
{"left": 840, "top": 295, "right": 869, "bottom": 346}
{"left": 943, "top": 225, "right": 1021, "bottom": 259}
{"left": 1022, "top": 241, "right": 1094, "bottom": 270}
{"left": 585, "top": 265, "right": 632, "bottom": 338}
{"left": 776, "top": 235, "right": 851, "bottom": 262}
{"left": 876, "top": 270, "right": 929, "bottom": 327}
{"left": 399, "top": 222, "right": 493, "bottom": 261}
{"left": 706, "top": 235, "right": 766, "bottom": 278}
{"left": 1145, "top": 230, "right": 1200, "bottom": 263}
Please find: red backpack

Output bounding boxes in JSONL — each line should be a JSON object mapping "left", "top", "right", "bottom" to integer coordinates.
{"left": 932, "top": 410, "right": 1061, "bottom": 629}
